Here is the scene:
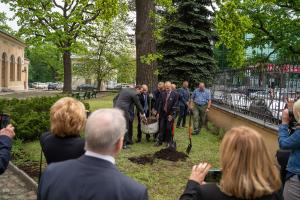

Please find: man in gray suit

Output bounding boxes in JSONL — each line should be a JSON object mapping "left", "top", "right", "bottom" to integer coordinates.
{"left": 38, "top": 109, "right": 148, "bottom": 200}
{"left": 114, "top": 85, "right": 146, "bottom": 149}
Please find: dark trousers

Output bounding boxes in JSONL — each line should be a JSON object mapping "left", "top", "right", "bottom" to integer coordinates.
{"left": 177, "top": 105, "right": 188, "bottom": 127}
{"left": 158, "top": 112, "right": 173, "bottom": 143}
{"left": 127, "top": 119, "right": 133, "bottom": 143}
{"left": 124, "top": 112, "right": 134, "bottom": 145}
{"left": 137, "top": 112, "right": 150, "bottom": 141}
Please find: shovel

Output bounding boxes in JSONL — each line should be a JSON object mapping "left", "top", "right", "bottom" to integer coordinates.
{"left": 186, "top": 109, "right": 193, "bottom": 154}
{"left": 168, "top": 118, "right": 177, "bottom": 151}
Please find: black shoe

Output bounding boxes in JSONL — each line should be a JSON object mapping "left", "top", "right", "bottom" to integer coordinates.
{"left": 127, "top": 141, "right": 134, "bottom": 145}
{"left": 123, "top": 145, "right": 131, "bottom": 149}
{"left": 192, "top": 131, "right": 199, "bottom": 135}
{"left": 136, "top": 139, "right": 141, "bottom": 143}
{"left": 146, "top": 135, "right": 151, "bottom": 142}
{"left": 154, "top": 142, "right": 162, "bottom": 147}
{"left": 176, "top": 125, "right": 180, "bottom": 128}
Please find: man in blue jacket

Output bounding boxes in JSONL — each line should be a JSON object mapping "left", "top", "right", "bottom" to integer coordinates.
{"left": 0, "top": 124, "right": 15, "bottom": 175}
{"left": 176, "top": 81, "right": 190, "bottom": 128}
{"left": 279, "top": 99, "right": 300, "bottom": 200}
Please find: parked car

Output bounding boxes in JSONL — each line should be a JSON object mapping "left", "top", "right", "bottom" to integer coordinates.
{"left": 48, "top": 83, "right": 59, "bottom": 90}
{"left": 249, "top": 90, "right": 269, "bottom": 100}
{"left": 34, "top": 82, "right": 48, "bottom": 89}
{"left": 76, "top": 84, "right": 96, "bottom": 91}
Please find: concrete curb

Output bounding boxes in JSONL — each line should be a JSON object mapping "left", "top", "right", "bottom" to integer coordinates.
{"left": 8, "top": 162, "right": 38, "bottom": 193}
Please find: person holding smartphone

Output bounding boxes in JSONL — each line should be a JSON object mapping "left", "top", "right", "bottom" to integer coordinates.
{"left": 279, "top": 100, "right": 300, "bottom": 200}
{"left": 0, "top": 124, "right": 15, "bottom": 175}
{"left": 180, "top": 126, "right": 282, "bottom": 200}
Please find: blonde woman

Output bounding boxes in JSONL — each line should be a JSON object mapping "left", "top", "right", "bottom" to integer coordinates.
{"left": 40, "top": 97, "right": 87, "bottom": 164}
{"left": 180, "top": 126, "right": 282, "bottom": 200}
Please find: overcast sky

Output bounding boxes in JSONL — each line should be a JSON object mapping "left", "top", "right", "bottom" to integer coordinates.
{"left": 0, "top": 3, "right": 19, "bottom": 31}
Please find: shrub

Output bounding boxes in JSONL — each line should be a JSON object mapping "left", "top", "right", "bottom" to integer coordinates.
{"left": 0, "top": 96, "right": 90, "bottom": 141}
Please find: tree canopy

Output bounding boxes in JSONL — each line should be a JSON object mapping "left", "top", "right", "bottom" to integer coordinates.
{"left": 1, "top": 0, "right": 122, "bottom": 92}
{"left": 158, "top": 0, "right": 217, "bottom": 87}
{"left": 73, "top": 15, "right": 135, "bottom": 89}
{"left": 215, "top": 0, "right": 300, "bottom": 68}
{"left": 0, "top": 12, "right": 15, "bottom": 35}
{"left": 26, "top": 44, "right": 63, "bottom": 83}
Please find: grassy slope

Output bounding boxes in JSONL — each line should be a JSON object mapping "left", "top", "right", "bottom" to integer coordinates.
{"left": 20, "top": 94, "right": 220, "bottom": 200}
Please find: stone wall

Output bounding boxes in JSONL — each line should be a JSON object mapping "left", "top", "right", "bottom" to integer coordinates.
{"left": 0, "top": 31, "right": 29, "bottom": 91}
{"left": 207, "top": 106, "right": 279, "bottom": 156}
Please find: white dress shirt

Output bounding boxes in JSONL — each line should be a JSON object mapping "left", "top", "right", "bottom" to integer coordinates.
{"left": 85, "top": 150, "right": 115, "bottom": 165}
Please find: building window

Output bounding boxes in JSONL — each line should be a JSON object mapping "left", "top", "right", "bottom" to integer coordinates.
{"left": 2, "top": 53, "right": 8, "bottom": 87}
{"left": 10, "top": 55, "right": 15, "bottom": 81}
{"left": 17, "top": 57, "right": 21, "bottom": 81}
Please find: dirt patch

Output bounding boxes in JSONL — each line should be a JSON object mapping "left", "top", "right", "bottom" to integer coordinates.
{"left": 129, "top": 149, "right": 188, "bottom": 165}
{"left": 154, "top": 148, "right": 188, "bottom": 162}
{"left": 128, "top": 154, "right": 154, "bottom": 165}
{"left": 18, "top": 162, "right": 40, "bottom": 178}
{"left": 146, "top": 117, "right": 158, "bottom": 124}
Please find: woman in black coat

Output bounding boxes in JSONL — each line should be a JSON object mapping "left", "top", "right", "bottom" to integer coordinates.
{"left": 40, "top": 97, "right": 86, "bottom": 164}
{"left": 180, "top": 126, "right": 283, "bottom": 200}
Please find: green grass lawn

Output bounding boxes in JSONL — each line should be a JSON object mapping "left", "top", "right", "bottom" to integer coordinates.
{"left": 13, "top": 94, "right": 220, "bottom": 200}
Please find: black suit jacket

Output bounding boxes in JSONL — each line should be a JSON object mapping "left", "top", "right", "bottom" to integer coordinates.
{"left": 138, "top": 93, "right": 150, "bottom": 115}
{"left": 40, "top": 132, "right": 85, "bottom": 164}
{"left": 180, "top": 180, "right": 283, "bottom": 200}
{"left": 0, "top": 135, "right": 12, "bottom": 175}
{"left": 158, "top": 91, "right": 178, "bottom": 117}
{"left": 38, "top": 155, "right": 148, "bottom": 200}
{"left": 114, "top": 88, "right": 144, "bottom": 121}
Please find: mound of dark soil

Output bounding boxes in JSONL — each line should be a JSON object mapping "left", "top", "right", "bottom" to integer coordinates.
{"left": 147, "top": 117, "right": 158, "bottom": 124}
{"left": 128, "top": 154, "right": 154, "bottom": 165}
{"left": 154, "top": 148, "right": 188, "bottom": 162}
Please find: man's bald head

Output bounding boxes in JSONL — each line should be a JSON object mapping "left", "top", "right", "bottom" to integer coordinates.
{"left": 165, "top": 81, "right": 172, "bottom": 92}
{"left": 171, "top": 84, "right": 176, "bottom": 91}
{"left": 199, "top": 82, "right": 205, "bottom": 91}
{"left": 142, "top": 84, "right": 148, "bottom": 93}
{"left": 85, "top": 109, "right": 126, "bottom": 154}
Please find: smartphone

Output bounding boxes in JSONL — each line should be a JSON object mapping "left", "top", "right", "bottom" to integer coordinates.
{"left": 0, "top": 114, "right": 10, "bottom": 129}
{"left": 204, "top": 169, "right": 222, "bottom": 183}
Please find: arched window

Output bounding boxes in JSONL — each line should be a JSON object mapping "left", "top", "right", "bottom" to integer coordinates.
{"left": 2, "top": 53, "right": 8, "bottom": 87}
{"left": 10, "top": 55, "right": 15, "bottom": 81}
{"left": 17, "top": 57, "right": 21, "bottom": 81}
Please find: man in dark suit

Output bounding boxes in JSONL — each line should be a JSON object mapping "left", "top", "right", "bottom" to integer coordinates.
{"left": 176, "top": 81, "right": 190, "bottom": 128}
{"left": 38, "top": 109, "right": 148, "bottom": 200}
{"left": 114, "top": 85, "right": 146, "bottom": 149}
{"left": 137, "top": 84, "right": 151, "bottom": 143}
{"left": 155, "top": 81, "right": 178, "bottom": 147}
{"left": 0, "top": 124, "right": 15, "bottom": 175}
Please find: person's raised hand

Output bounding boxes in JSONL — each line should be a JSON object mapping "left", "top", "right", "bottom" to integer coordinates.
{"left": 189, "top": 162, "right": 211, "bottom": 185}
{"left": 0, "top": 124, "right": 15, "bottom": 139}
{"left": 282, "top": 109, "right": 290, "bottom": 125}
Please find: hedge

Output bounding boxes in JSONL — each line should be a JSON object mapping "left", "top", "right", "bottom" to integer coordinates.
{"left": 0, "top": 96, "right": 90, "bottom": 141}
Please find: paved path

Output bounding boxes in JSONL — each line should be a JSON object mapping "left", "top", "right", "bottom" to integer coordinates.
{"left": 0, "top": 168, "right": 36, "bottom": 200}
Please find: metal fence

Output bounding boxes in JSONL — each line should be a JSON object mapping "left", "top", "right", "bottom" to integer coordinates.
{"left": 211, "top": 62, "right": 300, "bottom": 126}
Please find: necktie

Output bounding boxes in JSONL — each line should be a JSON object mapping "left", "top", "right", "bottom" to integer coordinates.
{"left": 164, "top": 92, "right": 171, "bottom": 113}
{"left": 144, "top": 94, "right": 148, "bottom": 113}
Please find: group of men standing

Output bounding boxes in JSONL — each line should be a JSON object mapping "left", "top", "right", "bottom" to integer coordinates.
{"left": 114, "top": 81, "right": 212, "bottom": 149}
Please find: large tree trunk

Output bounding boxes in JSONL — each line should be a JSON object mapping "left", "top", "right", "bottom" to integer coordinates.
{"left": 63, "top": 50, "right": 72, "bottom": 92}
{"left": 135, "top": 0, "right": 157, "bottom": 92}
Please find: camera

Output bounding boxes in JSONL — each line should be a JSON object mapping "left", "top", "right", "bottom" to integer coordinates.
{"left": 0, "top": 114, "right": 10, "bottom": 129}
{"left": 204, "top": 169, "right": 222, "bottom": 183}
{"left": 288, "top": 109, "right": 298, "bottom": 134}
{"left": 285, "top": 97, "right": 300, "bottom": 134}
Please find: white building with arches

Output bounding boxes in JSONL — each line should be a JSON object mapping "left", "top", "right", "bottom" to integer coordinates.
{"left": 0, "top": 30, "right": 29, "bottom": 91}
